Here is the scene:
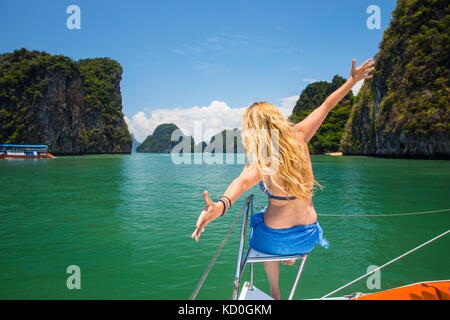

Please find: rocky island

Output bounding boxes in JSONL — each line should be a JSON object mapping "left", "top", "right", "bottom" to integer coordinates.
{"left": 340, "top": 0, "right": 449, "bottom": 159}
{"left": 137, "top": 124, "right": 244, "bottom": 154}
{"left": 137, "top": 123, "right": 195, "bottom": 153}
{"left": 0, "top": 49, "right": 132, "bottom": 155}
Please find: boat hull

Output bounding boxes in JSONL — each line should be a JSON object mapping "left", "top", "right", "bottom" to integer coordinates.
{"left": 0, "top": 153, "right": 55, "bottom": 159}
{"left": 352, "top": 280, "right": 450, "bottom": 300}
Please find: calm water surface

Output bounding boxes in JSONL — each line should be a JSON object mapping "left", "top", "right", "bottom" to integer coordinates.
{"left": 0, "top": 153, "right": 449, "bottom": 299}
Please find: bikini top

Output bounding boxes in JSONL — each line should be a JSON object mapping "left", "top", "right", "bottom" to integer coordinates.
{"left": 259, "top": 180, "right": 297, "bottom": 201}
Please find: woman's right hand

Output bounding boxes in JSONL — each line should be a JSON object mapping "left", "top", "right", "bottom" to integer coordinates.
{"left": 350, "top": 58, "right": 375, "bottom": 82}
{"left": 191, "top": 191, "right": 224, "bottom": 242}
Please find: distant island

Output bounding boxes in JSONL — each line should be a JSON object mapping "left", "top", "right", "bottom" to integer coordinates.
{"left": 137, "top": 124, "right": 244, "bottom": 154}
{"left": 0, "top": 49, "right": 131, "bottom": 155}
{"left": 137, "top": 123, "right": 194, "bottom": 153}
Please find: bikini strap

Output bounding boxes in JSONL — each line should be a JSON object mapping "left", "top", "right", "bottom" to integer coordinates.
{"left": 259, "top": 181, "right": 297, "bottom": 201}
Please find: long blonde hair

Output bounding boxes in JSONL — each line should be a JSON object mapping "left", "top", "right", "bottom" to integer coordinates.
{"left": 241, "top": 102, "right": 322, "bottom": 201}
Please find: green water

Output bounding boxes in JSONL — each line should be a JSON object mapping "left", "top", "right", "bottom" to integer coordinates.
{"left": 0, "top": 154, "right": 449, "bottom": 299}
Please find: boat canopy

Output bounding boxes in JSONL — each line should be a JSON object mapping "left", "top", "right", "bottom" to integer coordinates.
{"left": 0, "top": 144, "right": 48, "bottom": 148}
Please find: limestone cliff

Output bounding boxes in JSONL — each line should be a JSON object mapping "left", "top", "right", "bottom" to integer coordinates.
{"left": 0, "top": 48, "right": 131, "bottom": 154}
{"left": 340, "top": 0, "right": 449, "bottom": 158}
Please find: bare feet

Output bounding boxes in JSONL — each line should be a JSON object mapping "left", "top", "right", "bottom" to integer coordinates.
{"left": 281, "top": 259, "right": 296, "bottom": 266}
{"left": 270, "top": 289, "right": 280, "bottom": 300}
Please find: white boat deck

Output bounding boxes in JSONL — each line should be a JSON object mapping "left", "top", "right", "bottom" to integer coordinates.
{"left": 238, "top": 282, "right": 274, "bottom": 300}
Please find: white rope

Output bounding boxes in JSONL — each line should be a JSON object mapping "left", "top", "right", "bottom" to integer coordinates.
{"left": 318, "top": 208, "right": 450, "bottom": 217}
{"left": 320, "top": 229, "right": 450, "bottom": 299}
{"left": 253, "top": 207, "right": 450, "bottom": 217}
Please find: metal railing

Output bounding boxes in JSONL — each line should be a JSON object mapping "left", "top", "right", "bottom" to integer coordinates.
{"left": 231, "top": 194, "right": 254, "bottom": 300}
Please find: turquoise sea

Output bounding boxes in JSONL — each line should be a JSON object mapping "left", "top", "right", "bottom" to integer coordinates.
{"left": 0, "top": 153, "right": 449, "bottom": 299}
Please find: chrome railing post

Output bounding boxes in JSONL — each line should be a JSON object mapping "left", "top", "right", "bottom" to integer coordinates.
{"left": 288, "top": 255, "right": 308, "bottom": 300}
{"left": 249, "top": 262, "right": 254, "bottom": 289}
{"left": 231, "top": 194, "right": 253, "bottom": 300}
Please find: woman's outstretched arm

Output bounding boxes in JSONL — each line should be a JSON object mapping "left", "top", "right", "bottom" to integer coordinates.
{"left": 191, "top": 164, "right": 261, "bottom": 242}
{"left": 294, "top": 58, "right": 375, "bottom": 143}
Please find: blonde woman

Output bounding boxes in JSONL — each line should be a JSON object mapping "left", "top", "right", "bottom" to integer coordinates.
{"left": 192, "top": 58, "right": 375, "bottom": 299}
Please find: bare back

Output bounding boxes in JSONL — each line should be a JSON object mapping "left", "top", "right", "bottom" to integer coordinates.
{"left": 262, "top": 130, "right": 318, "bottom": 228}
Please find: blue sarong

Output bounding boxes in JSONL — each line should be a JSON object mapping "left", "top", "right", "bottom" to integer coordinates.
{"left": 249, "top": 206, "right": 329, "bottom": 256}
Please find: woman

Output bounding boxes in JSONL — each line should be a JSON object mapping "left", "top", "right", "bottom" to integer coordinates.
{"left": 192, "top": 58, "right": 375, "bottom": 299}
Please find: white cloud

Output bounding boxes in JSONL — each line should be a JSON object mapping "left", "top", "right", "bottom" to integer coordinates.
{"left": 279, "top": 95, "right": 298, "bottom": 116}
{"left": 352, "top": 79, "right": 364, "bottom": 95}
{"left": 125, "top": 98, "right": 298, "bottom": 143}
{"left": 303, "top": 78, "right": 317, "bottom": 83}
{"left": 125, "top": 101, "right": 246, "bottom": 143}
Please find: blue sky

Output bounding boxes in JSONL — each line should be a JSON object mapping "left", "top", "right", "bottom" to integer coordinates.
{"left": 0, "top": 0, "right": 397, "bottom": 141}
